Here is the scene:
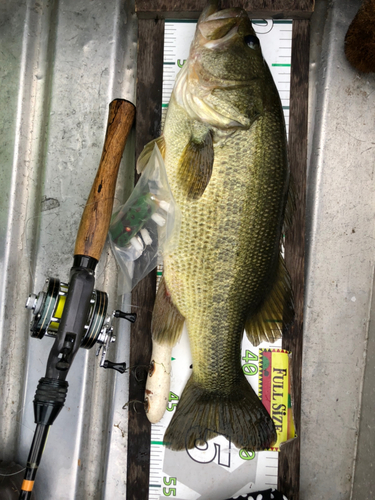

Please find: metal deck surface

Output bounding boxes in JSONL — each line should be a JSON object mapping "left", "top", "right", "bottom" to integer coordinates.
{"left": 303, "top": 1, "right": 375, "bottom": 499}
{"left": 0, "top": 1, "right": 137, "bottom": 498}
{"left": 1, "top": 1, "right": 375, "bottom": 499}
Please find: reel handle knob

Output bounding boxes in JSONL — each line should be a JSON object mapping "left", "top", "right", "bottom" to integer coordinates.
{"left": 103, "top": 360, "right": 127, "bottom": 374}
{"left": 114, "top": 310, "right": 137, "bottom": 323}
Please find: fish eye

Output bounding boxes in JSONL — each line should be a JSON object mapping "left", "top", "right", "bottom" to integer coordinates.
{"left": 245, "top": 34, "right": 260, "bottom": 49}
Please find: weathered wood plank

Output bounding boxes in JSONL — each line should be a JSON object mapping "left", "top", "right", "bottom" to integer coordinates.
{"left": 278, "top": 19, "right": 310, "bottom": 500}
{"left": 126, "top": 17, "right": 165, "bottom": 500}
{"left": 136, "top": 0, "right": 315, "bottom": 19}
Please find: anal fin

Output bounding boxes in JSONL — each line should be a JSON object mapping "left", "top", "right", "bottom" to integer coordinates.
{"left": 245, "top": 254, "right": 294, "bottom": 347}
{"left": 152, "top": 277, "right": 185, "bottom": 346}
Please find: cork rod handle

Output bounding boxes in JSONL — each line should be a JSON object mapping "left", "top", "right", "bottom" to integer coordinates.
{"left": 74, "top": 99, "right": 135, "bottom": 261}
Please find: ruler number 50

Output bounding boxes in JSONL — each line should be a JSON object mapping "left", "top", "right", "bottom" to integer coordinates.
{"left": 163, "top": 476, "right": 176, "bottom": 497}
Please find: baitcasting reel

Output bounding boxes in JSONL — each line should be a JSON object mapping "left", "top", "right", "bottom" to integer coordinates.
{"left": 26, "top": 277, "right": 136, "bottom": 373}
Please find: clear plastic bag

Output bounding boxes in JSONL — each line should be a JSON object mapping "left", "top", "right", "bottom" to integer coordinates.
{"left": 109, "top": 144, "right": 180, "bottom": 293}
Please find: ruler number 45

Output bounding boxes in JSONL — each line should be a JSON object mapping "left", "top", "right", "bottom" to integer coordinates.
{"left": 163, "top": 476, "right": 177, "bottom": 496}
{"left": 166, "top": 392, "right": 179, "bottom": 412}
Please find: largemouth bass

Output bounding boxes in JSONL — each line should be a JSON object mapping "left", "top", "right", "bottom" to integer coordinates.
{"left": 143, "top": 1, "right": 294, "bottom": 451}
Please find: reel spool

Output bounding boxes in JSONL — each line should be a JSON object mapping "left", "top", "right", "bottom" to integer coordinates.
{"left": 26, "top": 277, "right": 108, "bottom": 349}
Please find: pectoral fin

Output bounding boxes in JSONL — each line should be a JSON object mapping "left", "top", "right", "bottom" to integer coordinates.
{"left": 245, "top": 255, "right": 294, "bottom": 346}
{"left": 178, "top": 127, "right": 214, "bottom": 200}
{"left": 152, "top": 277, "right": 185, "bottom": 346}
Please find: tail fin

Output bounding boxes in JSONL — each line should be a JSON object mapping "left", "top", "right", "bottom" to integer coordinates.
{"left": 164, "top": 373, "right": 276, "bottom": 451}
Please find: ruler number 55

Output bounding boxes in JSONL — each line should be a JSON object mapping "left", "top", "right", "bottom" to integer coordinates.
{"left": 163, "top": 476, "right": 177, "bottom": 496}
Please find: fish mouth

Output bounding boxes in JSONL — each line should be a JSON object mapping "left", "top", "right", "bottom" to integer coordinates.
{"left": 173, "top": 2, "right": 258, "bottom": 131}
{"left": 198, "top": 2, "right": 253, "bottom": 48}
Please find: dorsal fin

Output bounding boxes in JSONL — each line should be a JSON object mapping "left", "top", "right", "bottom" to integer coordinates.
{"left": 245, "top": 254, "right": 294, "bottom": 346}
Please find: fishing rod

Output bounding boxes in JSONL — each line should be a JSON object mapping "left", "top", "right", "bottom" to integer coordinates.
{"left": 19, "top": 99, "right": 136, "bottom": 500}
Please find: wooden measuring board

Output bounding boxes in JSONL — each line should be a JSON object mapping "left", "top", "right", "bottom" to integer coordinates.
{"left": 128, "top": 2, "right": 312, "bottom": 499}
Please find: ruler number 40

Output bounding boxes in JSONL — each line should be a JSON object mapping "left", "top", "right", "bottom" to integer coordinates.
{"left": 242, "top": 349, "right": 258, "bottom": 376}
{"left": 163, "top": 476, "right": 177, "bottom": 497}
